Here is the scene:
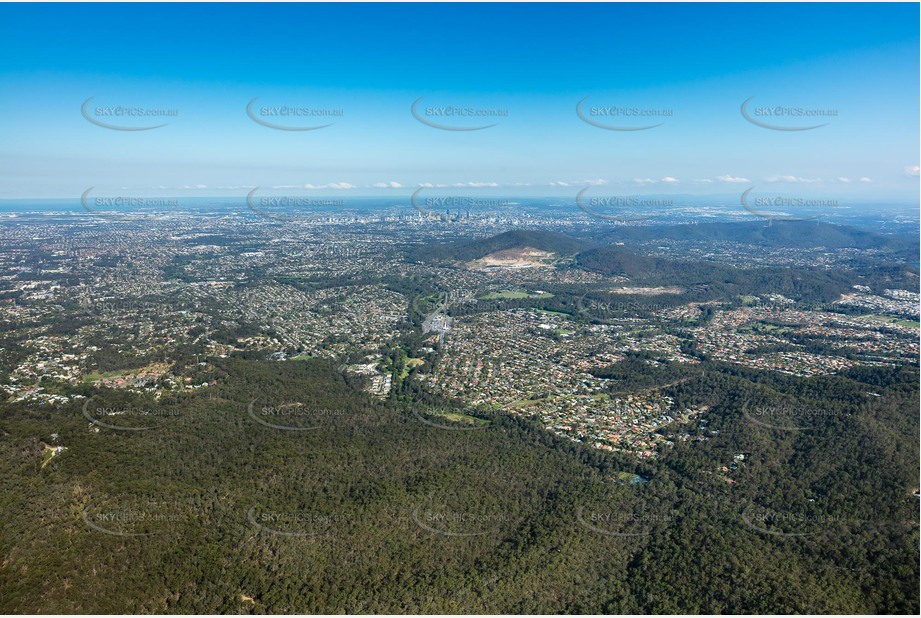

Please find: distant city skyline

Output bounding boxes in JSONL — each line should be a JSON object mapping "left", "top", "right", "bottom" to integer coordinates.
{"left": 1, "top": 2, "right": 918, "bottom": 200}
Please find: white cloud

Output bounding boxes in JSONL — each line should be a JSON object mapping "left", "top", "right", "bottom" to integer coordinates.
{"left": 859, "top": 177, "right": 873, "bottom": 183}
{"left": 691, "top": 179, "right": 714, "bottom": 184}
{"left": 905, "top": 165, "right": 920, "bottom": 177}
{"left": 302, "top": 182, "right": 356, "bottom": 190}
{"left": 549, "top": 179, "right": 607, "bottom": 187}
{"left": 371, "top": 181, "right": 402, "bottom": 189}
{"left": 716, "top": 175, "right": 750, "bottom": 184}
{"left": 660, "top": 176, "right": 679, "bottom": 184}
{"left": 633, "top": 178, "right": 656, "bottom": 186}
{"left": 765, "top": 175, "right": 820, "bottom": 184}
{"left": 836, "top": 177, "right": 852, "bottom": 183}
{"left": 154, "top": 184, "right": 254, "bottom": 190}
{"left": 417, "top": 181, "right": 499, "bottom": 188}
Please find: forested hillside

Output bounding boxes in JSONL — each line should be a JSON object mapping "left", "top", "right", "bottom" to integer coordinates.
{"left": 1, "top": 356, "right": 916, "bottom": 613}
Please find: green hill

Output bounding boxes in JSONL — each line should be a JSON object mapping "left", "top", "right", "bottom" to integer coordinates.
{"left": 410, "top": 230, "right": 591, "bottom": 264}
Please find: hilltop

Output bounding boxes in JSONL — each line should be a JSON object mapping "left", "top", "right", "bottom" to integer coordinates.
{"left": 409, "top": 230, "right": 591, "bottom": 264}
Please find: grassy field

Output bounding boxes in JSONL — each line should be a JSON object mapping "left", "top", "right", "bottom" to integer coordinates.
{"left": 533, "top": 308, "right": 570, "bottom": 317}
{"left": 861, "top": 314, "right": 921, "bottom": 329}
{"left": 614, "top": 471, "right": 649, "bottom": 484}
{"left": 427, "top": 409, "right": 490, "bottom": 426}
{"left": 400, "top": 358, "right": 425, "bottom": 379}
{"left": 480, "top": 290, "right": 555, "bottom": 300}
{"left": 503, "top": 398, "right": 542, "bottom": 410}
{"left": 82, "top": 362, "right": 170, "bottom": 382}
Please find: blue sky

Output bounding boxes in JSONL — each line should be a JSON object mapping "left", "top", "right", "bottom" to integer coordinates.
{"left": 0, "top": 2, "right": 918, "bottom": 201}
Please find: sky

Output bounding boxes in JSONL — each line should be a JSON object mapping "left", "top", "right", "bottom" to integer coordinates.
{"left": 0, "top": 2, "right": 918, "bottom": 202}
